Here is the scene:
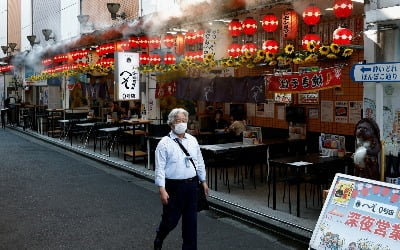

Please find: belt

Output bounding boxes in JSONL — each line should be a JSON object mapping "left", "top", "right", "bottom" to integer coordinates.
{"left": 166, "top": 177, "right": 197, "bottom": 183}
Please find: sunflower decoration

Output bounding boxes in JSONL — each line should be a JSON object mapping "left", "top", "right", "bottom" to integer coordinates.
{"left": 319, "top": 45, "right": 330, "bottom": 56}
{"left": 330, "top": 43, "right": 341, "bottom": 54}
{"left": 342, "top": 48, "right": 353, "bottom": 58}
{"left": 205, "top": 53, "right": 214, "bottom": 61}
{"left": 306, "top": 42, "right": 318, "bottom": 53}
{"left": 246, "top": 63, "right": 255, "bottom": 69}
{"left": 241, "top": 55, "right": 251, "bottom": 63}
{"left": 252, "top": 56, "right": 263, "bottom": 64}
{"left": 226, "top": 59, "right": 234, "bottom": 67}
{"left": 327, "top": 53, "right": 338, "bottom": 59}
{"left": 265, "top": 52, "right": 275, "bottom": 61}
{"left": 244, "top": 50, "right": 253, "bottom": 59}
{"left": 284, "top": 44, "right": 295, "bottom": 55}
{"left": 256, "top": 50, "right": 266, "bottom": 59}
{"left": 293, "top": 57, "right": 304, "bottom": 65}
{"left": 268, "top": 60, "right": 277, "bottom": 66}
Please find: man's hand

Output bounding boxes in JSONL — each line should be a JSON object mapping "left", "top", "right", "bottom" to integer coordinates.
{"left": 159, "top": 187, "right": 169, "bottom": 205}
{"left": 202, "top": 181, "right": 209, "bottom": 196}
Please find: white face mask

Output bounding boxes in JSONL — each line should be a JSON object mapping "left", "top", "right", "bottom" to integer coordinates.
{"left": 173, "top": 123, "right": 187, "bottom": 135}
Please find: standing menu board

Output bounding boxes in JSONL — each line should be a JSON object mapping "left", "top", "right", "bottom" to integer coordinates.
{"left": 309, "top": 174, "right": 400, "bottom": 250}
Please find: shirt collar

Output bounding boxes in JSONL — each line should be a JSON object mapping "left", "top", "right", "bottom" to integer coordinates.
{"left": 169, "top": 131, "right": 187, "bottom": 140}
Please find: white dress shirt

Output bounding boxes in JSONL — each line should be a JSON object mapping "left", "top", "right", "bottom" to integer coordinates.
{"left": 155, "top": 131, "right": 206, "bottom": 187}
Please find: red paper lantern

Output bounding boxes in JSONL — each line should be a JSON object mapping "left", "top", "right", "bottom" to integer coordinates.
{"left": 164, "top": 53, "right": 176, "bottom": 65}
{"left": 150, "top": 54, "right": 161, "bottom": 65}
{"left": 70, "top": 49, "right": 89, "bottom": 60}
{"left": 333, "top": 27, "right": 352, "bottom": 45}
{"left": 333, "top": 0, "right": 353, "bottom": 19}
{"left": 42, "top": 58, "right": 53, "bottom": 66}
{"left": 196, "top": 30, "right": 205, "bottom": 44}
{"left": 242, "top": 17, "right": 257, "bottom": 35}
{"left": 149, "top": 36, "right": 161, "bottom": 49}
{"left": 302, "top": 5, "right": 321, "bottom": 26}
{"left": 282, "top": 10, "right": 298, "bottom": 40}
{"left": 139, "top": 53, "right": 150, "bottom": 65}
{"left": 194, "top": 50, "right": 203, "bottom": 62}
{"left": 175, "top": 33, "right": 185, "bottom": 56}
{"left": 261, "top": 14, "right": 279, "bottom": 33}
{"left": 301, "top": 34, "right": 321, "bottom": 50}
{"left": 129, "top": 36, "right": 139, "bottom": 48}
{"left": 116, "top": 40, "right": 130, "bottom": 51}
{"left": 184, "top": 51, "right": 195, "bottom": 60}
{"left": 228, "top": 43, "right": 242, "bottom": 57}
{"left": 262, "top": 40, "right": 279, "bottom": 54}
{"left": 185, "top": 30, "right": 197, "bottom": 45}
{"left": 241, "top": 42, "right": 257, "bottom": 55}
{"left": 138, "top": 36, "right": 149, "bottom": 49}
{"left": 163, "top": 34, "right": 175, "bottom": 48}
{"left": 228, "top": 19, "right": 242, "bottom": 36}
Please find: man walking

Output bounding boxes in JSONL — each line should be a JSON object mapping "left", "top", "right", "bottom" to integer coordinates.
{"left": 154, "top": 108, "right": 208, "bottom": 250}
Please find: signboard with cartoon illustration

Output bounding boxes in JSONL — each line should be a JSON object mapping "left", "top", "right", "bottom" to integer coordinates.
{"left": 309, "top": 173, "right": 400, "bottom": 250}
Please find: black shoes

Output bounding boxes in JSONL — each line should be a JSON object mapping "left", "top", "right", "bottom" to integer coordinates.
{"left": 154, "top": 238, "right": 163, "bottom": 250}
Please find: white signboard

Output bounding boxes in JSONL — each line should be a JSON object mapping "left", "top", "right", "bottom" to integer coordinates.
{"left": 309, "top": 174, "right": 400, "bottom": 250}
{"left": 351, "top": 62, "right": 400, "bottom": 82}
{"left": 114, "top": 52, "right": 140, "bottom": 101}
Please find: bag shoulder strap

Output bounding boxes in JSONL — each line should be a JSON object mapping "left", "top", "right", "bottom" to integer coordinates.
{"left": 169, "top": 134, "right": 197, "bottom": 170}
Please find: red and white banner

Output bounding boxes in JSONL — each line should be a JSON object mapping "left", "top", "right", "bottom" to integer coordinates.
{"left": 266, "top": 67, "right": 342, "bottom": 93}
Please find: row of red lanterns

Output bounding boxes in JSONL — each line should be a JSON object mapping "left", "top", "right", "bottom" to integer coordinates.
{"left": 184, "top": 30, "right": 204, "bottom": 45}
{"left": 139, "top": 52, "right": 187, "bottom": 65}
{"left": 96, "top": 58, "right": 114, "bottom": 67}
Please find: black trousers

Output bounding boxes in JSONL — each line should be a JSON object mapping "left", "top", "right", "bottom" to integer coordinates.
{"left": 156, "top": 179, "right": 198, "bottom": 250}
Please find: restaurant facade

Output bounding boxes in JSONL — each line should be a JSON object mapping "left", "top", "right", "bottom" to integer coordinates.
{"left": 1, "top": 0, "right": 400, "bottom": 240}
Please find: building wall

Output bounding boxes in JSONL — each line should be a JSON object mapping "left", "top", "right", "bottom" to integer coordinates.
{"left": 7, "top": 0, "right": 21, "bottom": 50}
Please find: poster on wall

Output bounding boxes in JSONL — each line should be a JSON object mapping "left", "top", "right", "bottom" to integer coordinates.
{"left": 274, "top": 93, "right": 292, "bottom": 103}
{"left": 335, "top": 101, "right": 348, "bottom": 123}
{"left": 298, "top": 92, "right": 319, "bottom": 104}
{"left": 321, "top": 100, "right": 333, "bottom": 122}
{"left": 309, "top": 108, "right": 319, "bottom": 119}
{"left": 256, "top": 103, "right": 266, "bottom": 117}
{"left": 114, "top": 52, "right": 140, "bottom": 101}
{"left": 266, "top": 99, "right": 274, "bottom": 118}
{"left": 309, "top": 173, "right": 400, "bottom": 250}
{"left": 364, "top": 98, "right": 376, "bottom": 120}
{"left": 277, "top": 105, "right": 285, "bottom": 120}
{"left": 349, "top": 101, "right": 362, "bottom": 124}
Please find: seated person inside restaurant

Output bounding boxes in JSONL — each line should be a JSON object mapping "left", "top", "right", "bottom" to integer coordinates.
{"left": 210, "top": 110, "right": 228, "bottom": 132}
{"left": 229, "top": 113, "right": 246, "bottom": 141}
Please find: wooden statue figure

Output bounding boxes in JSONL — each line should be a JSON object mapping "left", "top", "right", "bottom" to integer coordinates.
{"left": 353, "top": 118, "right": 381, "bottom": 180}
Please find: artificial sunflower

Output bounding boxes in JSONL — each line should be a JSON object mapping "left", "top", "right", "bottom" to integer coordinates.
{"left": 244, "top": 51, "right": 253, "bottom": 59}
{"left": 265, "top": 52, "right": 275, "bottom": 61}
{"left": 253, "top": 57, "right": 263, "bottom": 64}
{"left": 284, "top": 58, "right": 293, "bottom": 65}
{"left": 327, "top": 53, "right": 338, "bottom": 59}
{"left": 306, "top": 42, "right": 317, "bottom": 53}
{"left": 256, "top": 50, "right": 266, "bottom": 59}
{"left": 205, "top": 53, "right": 214, "bottom": 61}
{"left": 342, "top": 48, "right": 353, "bottom": 57}
{"left": 293, "top": 57, "right": 304, "bottom": 65}
{"left": 246, "top": 63, "right": 255, "bottom": 69}
{"left": 227, "top": 59, "right": 234, "bottom": 67}
{"left": 330, "top": 43, "right": 340, "bottom": 54}
{"left": 284, "top": 44, "right": 295, "bottom": 55}
{"left": 241, "top": 56, "right": 250, "bottom": 63}
{"left": 268, "top": 60, "right": 277, "bottom": 66}
{"left": 319, "top": 45, "right": 330, "bottom": 56}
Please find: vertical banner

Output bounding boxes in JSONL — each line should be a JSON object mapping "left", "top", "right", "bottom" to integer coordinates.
{"left": 114, "top": 52, "right": 140, "bottom": 101}
{"left": 281, "top": 9, "right": 298, "bottom": 40}
{"left": 310, "top": 174, "right": 400, "bottom": 250}
{"left": 321, "top": 100, "right": 334, "bottom": 122}
{"left": 202, "top": 24, "right": 230, "bottom": 60}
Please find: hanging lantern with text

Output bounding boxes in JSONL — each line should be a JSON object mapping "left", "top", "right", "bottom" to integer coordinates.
{"left": 228, "top": 19, "right": 242, "bottom": 37}
{"left": 302, "top": 4, "right": 321, "bottom": 26}
{"left": 241, "top": 42, "right": 257, "bottom": 55}
{"left": 333, "top": 27, "right": 353, "bottom": 45}
{"left": 228, "top": 43, "right": 242, "bottom": 57}
{"left": 302, "top": 33, "right": 321, "bottom": 50}
{"left": 282, "top": 10, "right": 298, "bottom": 40}
{"left": 261, "top": 14, "right": 279, "bottom": 33}
{"left": 242, "top": 17, "right": 257, "bottom": 36}
{"left": 333, "top": 0, "right": 353, "bottom": 19}
{"left": 185, "top": 30, "right": 197, "bottom": 45}
{"left": 175, "top": 33, "right": 185, "bottom": 56}
{"left": 129, "top": 36, "right": 139, "bottom": 48}
{"left": 164, "top": 53, "right": 176, "bottom": 65}
{"left": 150, "top": 54, "right": 161, "bottom": 65}
{"left": 138, "top": 36, "right": 149, "bottom": 49}
{"left": 163, "top": 34, "right": 175, "bottom": 48}
{"left": 149, "top": 36, "right": 161, "bottom": 49}
{"left": 139, "top": 53, "right": 150, "bottom": 65}
{"left": 262, "top": 40, "right": 279, "bottom": 54}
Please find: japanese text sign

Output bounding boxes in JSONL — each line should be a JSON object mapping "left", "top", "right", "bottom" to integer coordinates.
{"left": 114, "top": 52, "right": 140, "bottom": 101}
{"left": 266, "top": 67, "right": 342, "bottom": 93}
{"left": 309, "top": 174, "right": 400, "bottom": 250}
{"left": 351, "top": 62, "right": 400, "bottom": 82}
